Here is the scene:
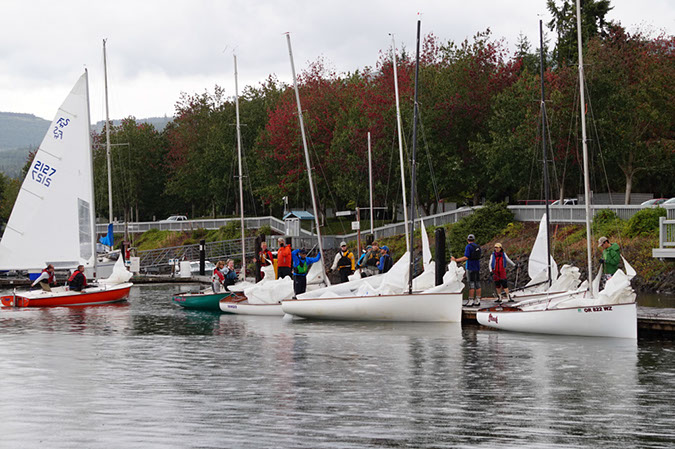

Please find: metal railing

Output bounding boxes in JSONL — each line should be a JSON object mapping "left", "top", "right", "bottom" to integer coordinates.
{"left": 137, "top": 237, "right": 257, "bottom": 270}
{"left": 96, "top": 216, "right": 313, "bottom": 236}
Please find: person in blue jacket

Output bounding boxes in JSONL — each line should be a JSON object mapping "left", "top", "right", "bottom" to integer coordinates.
{"left": 377, "top": 246, "right": 393, "bottom": 273}
{"left": 292, "top": 248, "right": 322, "bottom": 295}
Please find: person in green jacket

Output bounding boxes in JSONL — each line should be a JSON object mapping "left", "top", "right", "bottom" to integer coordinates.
{"left": 598, "top": 236, "right": 621, "bottom": 278}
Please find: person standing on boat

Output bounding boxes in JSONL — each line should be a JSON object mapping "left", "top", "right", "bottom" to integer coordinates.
{"left": 292, "top": 248, "right": 321, "bottom": 295}
{"left": 598, "top": 236, "right": 621, "bottom": 279}
{"left": 212, "top": 260, "right": 226, "bottom": 293}
{"left": 489, "top": 243, "right": 516, "bottom": 302}
{"left": 276, "top": 237, "right": 293, "bottom": 280}
{"left": 330, "top": 241, "right": 355, "bottom": 283}
{"left": 377, "top": 246, "right": 393, "bottom": 274}
{"left": 67, "top": 265, "right": 87, "bottom": 292}
{"left": 222, "top": 259, "right": 238, "bottom": 288}
{"left": 451, "top": 234, "right": 482, "bottom": 306}
{"left": 31, "top": 264, "right": 56, "bottom": 292}
{"left": 255, "top": 241, "right": 275, "bottom": 279}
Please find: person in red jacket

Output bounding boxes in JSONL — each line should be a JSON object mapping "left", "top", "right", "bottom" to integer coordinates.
{"left": 276, "top": 237, "right": 293, "bottom": 279}
{"left": 31, "top": 264, "right": 56, "bottom": 291}
{"left": 67, "top": 265, "right": 87, "bottom": 292}
{"left": 256, "top": 241, "right": 274, "bottom": 279}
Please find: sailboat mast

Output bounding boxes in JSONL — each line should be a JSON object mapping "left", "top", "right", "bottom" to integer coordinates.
{"left": 391, "top": 34, "right": 410, "bottom": 252}
{"left": 368, "top": 131, "right": 374, "bottom": 235}
{"left": 103, "top": 39, "right": 113, "bottom": 223}
{"left": 539, "top": 21, "right": 553, "bottom": 287}
{"left": 408, "top": 19, "right": 421, "bottom": 295}
{"left": 285, "top": 33, "right": 330, "bottom": 285}
{"left": 84, "top": 70, "right": 97, "bottom": 274}
{"left": 576, "top": 0, "right": 594, "bottom": 295}
{"left": 233, "top": 54, "right": 246, "bottom": 278}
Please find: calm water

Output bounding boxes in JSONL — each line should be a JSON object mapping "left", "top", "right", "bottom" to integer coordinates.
{"left": 0, "top": 284, "right": 673, "bottom": 448}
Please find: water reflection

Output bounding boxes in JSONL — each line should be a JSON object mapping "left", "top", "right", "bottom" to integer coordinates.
{"left": 0, "top": 284, "right": 672, "bottom": 448}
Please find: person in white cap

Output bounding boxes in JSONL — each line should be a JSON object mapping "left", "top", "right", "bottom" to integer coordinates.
{"left": 330, "top": 241, "right": 355, "bottom": 283}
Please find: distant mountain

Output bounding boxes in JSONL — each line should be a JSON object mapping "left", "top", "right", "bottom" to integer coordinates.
{"left": 0, "top": 112, "right": 173, "bottom": 178}
{"left": 0, "top": 112, "right": 49, "bottom": 151}
{"left": 92, "top": 116, "right": 173, "bottom": 134}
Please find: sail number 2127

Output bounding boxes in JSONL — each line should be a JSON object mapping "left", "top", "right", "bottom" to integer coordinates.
{"left": 31, "top": 160, "right": 56, "bottom": 187}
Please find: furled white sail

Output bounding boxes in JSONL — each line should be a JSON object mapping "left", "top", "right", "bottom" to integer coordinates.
{"left": 527, "top": 213, "right": 559, "bottom": 284}
{"left": 0, "top": 73, "right": 95, "bottom": 270}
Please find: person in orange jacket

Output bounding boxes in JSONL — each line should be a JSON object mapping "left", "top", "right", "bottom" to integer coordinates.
{"left": 276, "top": 237, "right": 293, "bottom": 279}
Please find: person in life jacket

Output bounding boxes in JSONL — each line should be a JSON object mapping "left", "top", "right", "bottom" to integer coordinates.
{"left": 292, "top": 247, "right": 321, "bottom": 295}
{"left": 222, "top": 259, "right": 238, "bottom": 288}
{"left": 255, "top": 241, "right": 274, "bottom": 279}
{"left": 358, "top": 243, "right": 381, "bottom": 277}
{"left": 67, "top": 265, "right": 87, "bottom": 292}
{"left": 276, "top": 237, "right": 293, "bottom": 280}
{"left": 31, "top": 264, "right": 55, "bottom": 292}
{"left": 212, "top": 260, "right": 226, "bottom": 293}
{"left": 489, "top": 243, "right": 516, "bottom": 302}
{"left": 377, "top": 245, "right": 393, "bottom": 274}
{"left": 330, "top": 241, "right": 355, "bottom": 283}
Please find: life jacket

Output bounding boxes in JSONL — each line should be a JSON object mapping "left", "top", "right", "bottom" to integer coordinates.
{"left": 67, "top": 270, "right": 87, "bottom": 288}
{"left": 259, "top": 249, "right": 273, "bottom": 266}
{"left": 42, "top": 268, "right": 55, "bottom": 284}
{"left": 380, "top": 254, "right": 393, "bottom": 273}
{"left": 492, "top": 252, "right": 506, "bottom": 279}
{"left": 212, "top": 268, "right": 225, "bottom": 283}
{"left": 337, "top": 250, "right": 353, "bottom": 270}
{"left": 294, "top": 259, "right": 309, "bottom": 275}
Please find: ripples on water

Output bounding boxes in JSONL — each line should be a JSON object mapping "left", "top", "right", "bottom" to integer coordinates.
{"left": 0, "top": 284, "right": 673, "bottom": 448}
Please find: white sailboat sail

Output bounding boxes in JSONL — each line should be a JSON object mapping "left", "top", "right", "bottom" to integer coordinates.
{"left": 527, "top": 213, "right": 559, "bottom": 285}
{"left": 0, "top": 73, "right": 95, "bottom": 271}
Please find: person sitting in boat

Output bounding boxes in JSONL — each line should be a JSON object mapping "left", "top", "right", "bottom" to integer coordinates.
{"left": 292, "top": 248, "right": 321, "bottom": 295}
{"left": 276, "top": 237, "right": 293, "bottom": 280}
{"left": 31, "top": 264, "right": 56, "bottom": 292}
{"left": 222, "top": 259, "right": 238, "bottom": 288}
{"left": 598, "top": 236, "right": 621, "bottom": 280}
{"left": 255, "top": 241, "right": 275, "bottom": 279}
{"left": 360, "top": 242, "right": 380, "bottom": 276}
{"left": 212, "top": 260, "right": 226, "bottom": 293}
{"left": 377, "top": 246, "right": 393, "bottom": 274}
{"left": 67, "top": 265, "right": 87, "bottom": 292}
{"left": 489, "top": 243, "right": 516, "bottom": 303}
{"left": 330, "top": 241, "right": 355, "bottom": 283}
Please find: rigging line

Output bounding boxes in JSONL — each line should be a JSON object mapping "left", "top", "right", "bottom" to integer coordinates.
{"left": 584, "top": 79, "right": 613, "bottom": 204}
{"left": 417, "top": 106, "right": 441, "bottom": 206}
{"left": 543, "top": 101, "right": 561, "bottom": 198}
{"left": 238, "top": 132, "right": 258, "bottom": 217}
{"left": 385, "top": 129, "right": 399, "bottom": 224}
{"left": 304, "top": 119, "right": 346, "bottom": 235}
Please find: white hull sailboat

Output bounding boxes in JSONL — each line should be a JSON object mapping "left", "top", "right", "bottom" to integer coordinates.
{"left": 282, "top": 292, "right": 462, "bottom": 322}
{"left": 477, "top": 10, "right": 637, "bottom": 338}
{"left": 281, "top": 21, "right": 464, "bottom": 323}
{"left": 0, "top": 72, "right": 133, "bottom": 307}
{"left": 477, "top": 300, "right": 637, "bottom": 339}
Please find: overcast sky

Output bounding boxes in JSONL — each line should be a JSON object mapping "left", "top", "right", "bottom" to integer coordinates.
{"left": 1, "top": 0, "right": 672, "bottom": 123}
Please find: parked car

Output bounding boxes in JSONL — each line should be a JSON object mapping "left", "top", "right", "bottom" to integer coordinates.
{"left": 662, "top": 198, "right": 675, "bottom": 206}
{"left": 551, "top": 198, "right": 579, "bottom": 206}
{"left": 640, "top": 198, "right": 668, "bottom": 207}
{"left": 161, "top": 215, "right": 188, "bottom": 222}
